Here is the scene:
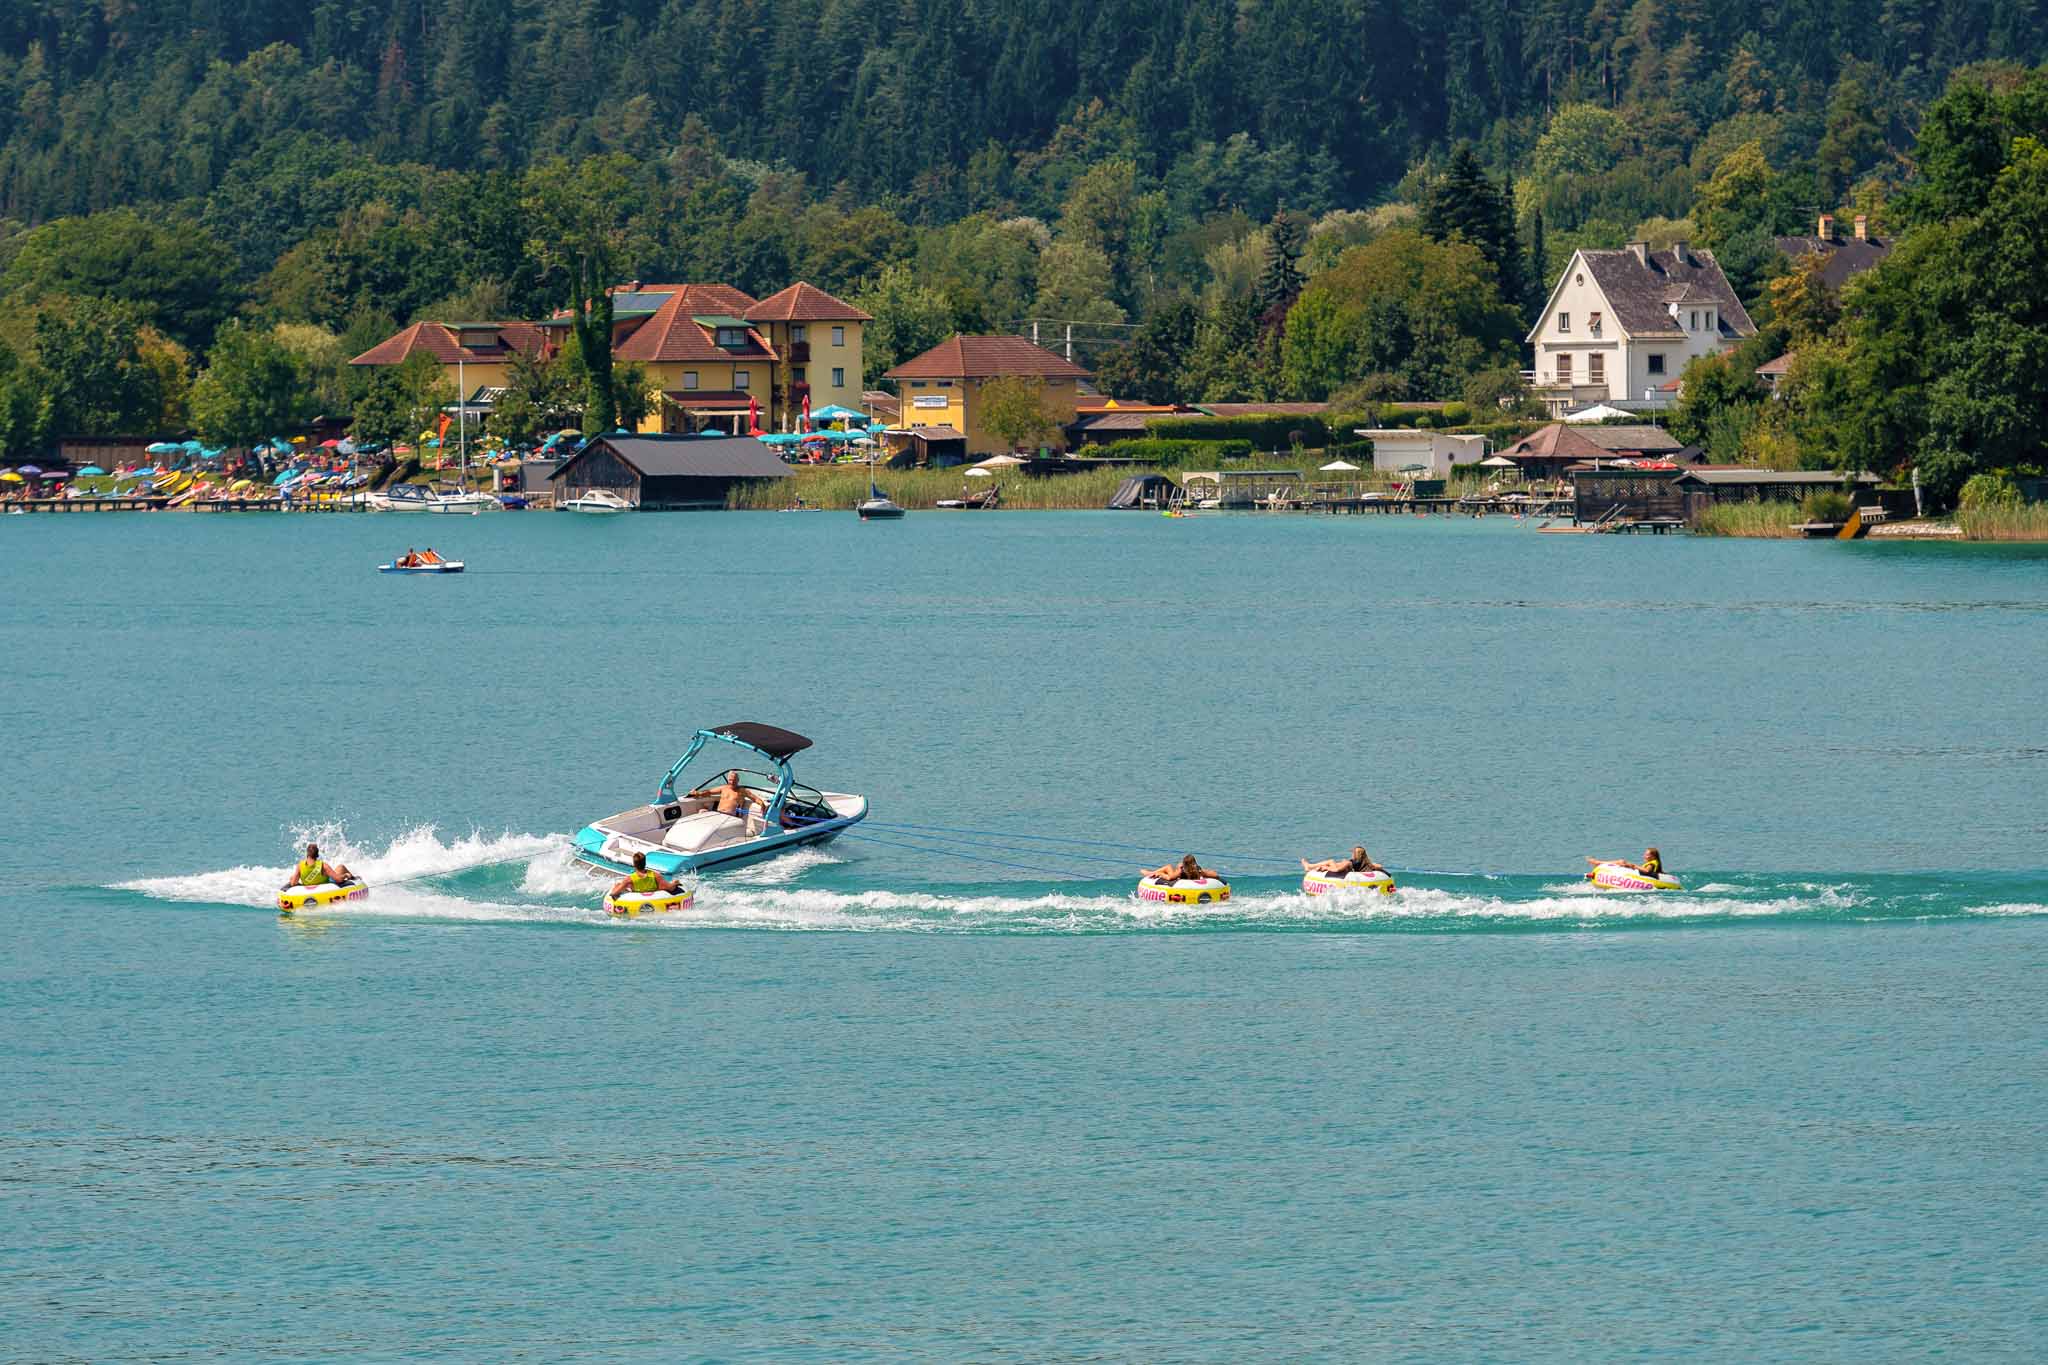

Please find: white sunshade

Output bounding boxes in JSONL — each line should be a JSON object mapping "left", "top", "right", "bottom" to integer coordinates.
{"left": 1319, "top": 459, "right": 1361, "bottom": 471}
{"left": 974, "top": 453, "right": 1027, "bottom": 467}
{"left": 1480, "top": 454, "right": 1519, "bottom": 468}
{"left": 963, "top": 467, "right": 992, "bottom": 478}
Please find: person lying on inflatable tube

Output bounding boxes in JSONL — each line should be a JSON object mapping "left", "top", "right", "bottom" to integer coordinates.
{"left": 1302, "top": 845, "right": 1386, "bottom": 879}
{"left": 282, "top": 842, "right": 356, "bottom": 893}
{"left": 610, "top": 851, "right": 682, "bottom": 909}
{"left": 1586, "top": 847, "right": 1664, "bottom": 882}
{"left": 1142, "top": 853, "right": 1219, "bottom": 885}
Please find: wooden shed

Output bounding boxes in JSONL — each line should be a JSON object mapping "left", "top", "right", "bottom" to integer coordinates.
{"left": 547, "top": 434, "right": 789, "bottom": 509}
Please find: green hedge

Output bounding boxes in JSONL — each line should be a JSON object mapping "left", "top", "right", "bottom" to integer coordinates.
{"left": 1095, "top": 437, "right": 1256, "bottom": 466}
{"left": 1143, "top": 415, "right": 1332, "bottom": 448}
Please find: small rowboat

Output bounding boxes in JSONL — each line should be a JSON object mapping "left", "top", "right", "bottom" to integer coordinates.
{"left": 278, "top": 881, "right": 368, "bottom": 913}
{"left": 604, "top": 887, "right": 696, "bottom": 917}
{"left": 378, "top": 560, "right": 465, "bottom": 574}
{"left": 1136, "top": 875, "right": 1231, "bottom": 905}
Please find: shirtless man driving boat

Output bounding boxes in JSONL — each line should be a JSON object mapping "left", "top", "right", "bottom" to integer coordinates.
{"left": 690, "top": 769, "right": 766, "bottom": 817}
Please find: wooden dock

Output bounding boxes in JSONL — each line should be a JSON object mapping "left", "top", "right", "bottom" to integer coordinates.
{"left": 17, "top": 495, "right": 168, "bottom": 513}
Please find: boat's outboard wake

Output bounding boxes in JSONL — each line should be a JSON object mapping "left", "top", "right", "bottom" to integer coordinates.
{"left": 112, "top": 836, "right": 2048, "bottom": 935}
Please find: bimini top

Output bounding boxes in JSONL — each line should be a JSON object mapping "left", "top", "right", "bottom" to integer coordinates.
{"left": 707, "top": 722, "right": 813, "bottom": 760}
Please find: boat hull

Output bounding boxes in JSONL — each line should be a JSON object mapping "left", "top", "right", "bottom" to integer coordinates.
{"left": 571, "top": 810, "right": 863, "bottom": 878}
{"left": 378, "top": 562, "right": 465, "bottom": 573}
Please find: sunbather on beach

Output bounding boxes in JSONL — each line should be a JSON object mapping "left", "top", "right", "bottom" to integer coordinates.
{"left": 1144, "top": 854, "right": 1218, "bottom": 884}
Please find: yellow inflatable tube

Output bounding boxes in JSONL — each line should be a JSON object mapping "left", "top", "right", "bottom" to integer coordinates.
{"left": 1136, "top": 876, "right": 1230, "bottom": 905}
{"left": 1302, "top": 870, "right": 1395, "bottom": 896}
{"left": 605, "top": 888, "right": 697, "bottom": 917}
{"left": 1588, "top": 862, "right": 1683, "bottom": 892}
{"left": 277, "top": 881, "right": 368, "bottom": 913}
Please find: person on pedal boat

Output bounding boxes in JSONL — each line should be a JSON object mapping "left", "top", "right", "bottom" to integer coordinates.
{"left": 690, "top": 769, "right": 766, "bottom": 817}
{"left": 283, "top": 843, "right": 354, "bottom": 890}
{"left": 1587, "top": 847, "right": 1664, "bottom": 879}
{"left": 1143, "top": 853, "right": 1218, "bottom": 885}
{"left": 398, "top": 547, "right": 420, "bottom": 567}
{"left": 1303, "top": 846, "right": 1386, "bottom": 877}
{"left": 610, "top": 851, "right": 681, "bottom": 902}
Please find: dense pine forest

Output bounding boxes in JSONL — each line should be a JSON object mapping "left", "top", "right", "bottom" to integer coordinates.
{"left": 2, "top": 0, "right": 2048, "bottom": 502}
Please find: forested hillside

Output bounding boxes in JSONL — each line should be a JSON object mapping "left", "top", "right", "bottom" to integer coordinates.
{"left": 1, "top": 0, "right": 2046, "bottom": 501}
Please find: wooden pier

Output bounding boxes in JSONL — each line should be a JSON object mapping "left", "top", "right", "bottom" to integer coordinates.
{"left": 17, "top": 495, "right": 168, "bottom": 513}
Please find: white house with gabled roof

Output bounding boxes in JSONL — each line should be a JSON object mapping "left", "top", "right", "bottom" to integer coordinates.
{"left": 1526, "top": 241, "right": 1756, "bottom": 415}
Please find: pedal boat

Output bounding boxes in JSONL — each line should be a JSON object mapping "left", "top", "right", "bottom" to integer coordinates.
{"left": 1588, "top": 861, "right": 1683, "bottom": 892}
{"left": 378, "top": 559, "right": 465, "bottom": 573}
{"left": 570, "top": 722, "right": 868, "bottom": 877}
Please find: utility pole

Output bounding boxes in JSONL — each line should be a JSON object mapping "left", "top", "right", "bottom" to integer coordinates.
{"left": 1065, "top": 323, "right": 1073, "bottom": 362}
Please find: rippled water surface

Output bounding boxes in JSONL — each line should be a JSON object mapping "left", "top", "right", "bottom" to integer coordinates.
{"left": 4, "top": 511, "right": 2046, "bottom": 1357}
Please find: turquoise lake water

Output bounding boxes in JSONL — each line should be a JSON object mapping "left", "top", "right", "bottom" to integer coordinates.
{"left": 4, "top": 510, "right": 2046, "bottom": 1357}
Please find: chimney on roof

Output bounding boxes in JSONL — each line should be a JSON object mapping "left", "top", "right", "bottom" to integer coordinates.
{"left": 1671, "top": 239, "right": 1690, "bottom": 265}
{"left": 1854, "top": 214, "right": 1868, "bottom": 241}
{"left": 1627, "top": 241, "right": 1648, "bottom": 266}
{"left": 1818, "top": 213, "right": 1834, "bottom": 241}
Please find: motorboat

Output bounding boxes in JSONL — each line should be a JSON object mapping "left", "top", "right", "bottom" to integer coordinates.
{"left": 570, "top": 722, "right": 868, "bottom": 877}
{"left": 369, "top": 483, "right": 436, "bottom": 512}
{"left": 426, "top": 488, "right": 500, "bottom": 514}
{"left": 562, "top": 489, "right": 632, "bottom": 514}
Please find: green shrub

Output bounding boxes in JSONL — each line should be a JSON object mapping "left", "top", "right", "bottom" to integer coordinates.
{"left": 1800, "top": 490, "right": 1854, "bottom": 522}
{"left": 1096, "top": 437, "right": 1255, "bottom": 466}
{"left": 1144, "top": 415, "right": 1330, "bottom": 448}
{"left": 1412, "top": 412, "right": 1437, "bottom": 428}
{"left": 1958, "top": 472, "right": 2023, "bottom": 510}
{"left": 1441, "top": 401, "right": 1471, "bottom": 424}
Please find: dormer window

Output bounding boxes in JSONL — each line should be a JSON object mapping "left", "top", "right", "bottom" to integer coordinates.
{"left": 715, "top": 326, "right": 748, "bottom": 349}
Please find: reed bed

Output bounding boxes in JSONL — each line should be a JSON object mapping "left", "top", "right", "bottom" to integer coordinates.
{"left": 1690, "top": 499, "right": 1804, "bottom": 537}
{"left": 727, "top": 463, "right": 1145, "bottom": 510}
{"left": 1954, "top": 504, "right": 2048, "bottom": 540}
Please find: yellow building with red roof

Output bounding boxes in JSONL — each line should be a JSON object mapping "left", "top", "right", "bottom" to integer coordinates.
{"left": 882, "top": 335, "right": 1093, "bottom": 456}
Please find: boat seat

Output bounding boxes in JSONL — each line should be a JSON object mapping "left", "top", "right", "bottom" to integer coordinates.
{"left": 662, "top": 810, "right": 747, "bottom": 853}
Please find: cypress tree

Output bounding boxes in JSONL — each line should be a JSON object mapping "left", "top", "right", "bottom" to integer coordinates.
{"left": 1421, "top": 144, "right": 1524, "bottom": 308}
{"left": 1255, "top": 207, "right": 1307, "bottom": 327}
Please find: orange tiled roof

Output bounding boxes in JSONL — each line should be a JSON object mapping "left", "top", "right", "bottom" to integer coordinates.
{"left": 884, "top": 335, "right": 1092, "bottom": 381}
{"left": 744, "top": 281, "right": 873, "bottom": 323}
{"left": 613, "top": 290, "right": 778, "bottom": 364}
{"left": 349, "top": 321, "right": 546, "bottom": 366}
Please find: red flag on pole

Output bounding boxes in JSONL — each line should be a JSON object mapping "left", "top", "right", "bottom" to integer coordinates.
{"left": 748, "top": 394, "right": 762, "bottom": 436}
{"left": 801, "top": 390, "right": 812, "bottom": 433}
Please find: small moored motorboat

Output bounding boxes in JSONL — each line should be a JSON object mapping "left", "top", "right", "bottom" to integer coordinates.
{"left": 1136, "top": 875, "right": 1231, "bottom": 905}
{"left": 278, "top": 881, "right": 368, "bottom": 914}
{"left": 570, "top": 722, "right": 868, "bottom": 877}
{"left": 563, "top": 489, "right": 632, "bottom": 514}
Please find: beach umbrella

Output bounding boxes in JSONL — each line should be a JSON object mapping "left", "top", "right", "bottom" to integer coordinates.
{"left": 974, "top": 453, "right": 1026, "bottom": 468}
{"left": 129, "top": 466, "right": 157, "bottom": 477}
{"left": 75, "top": 465, "right": 106, "bottom": 476}
{"left": 0, "top": 472, "right": 21, "bottom": 483}
{"left": 145, "top": 441, "right": 181, "bottom": 455}
{"left": 1319, "top": 459, "right": 1360, "bottom": 471}
{"left": 1480, "top": 454, "right": 1518, "bottom": 468}
{"left": 19, "top": 465, "right": 42, "bottom": 475}
{"left": 964, "top": 467, "right": 992, "bottom": 478}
